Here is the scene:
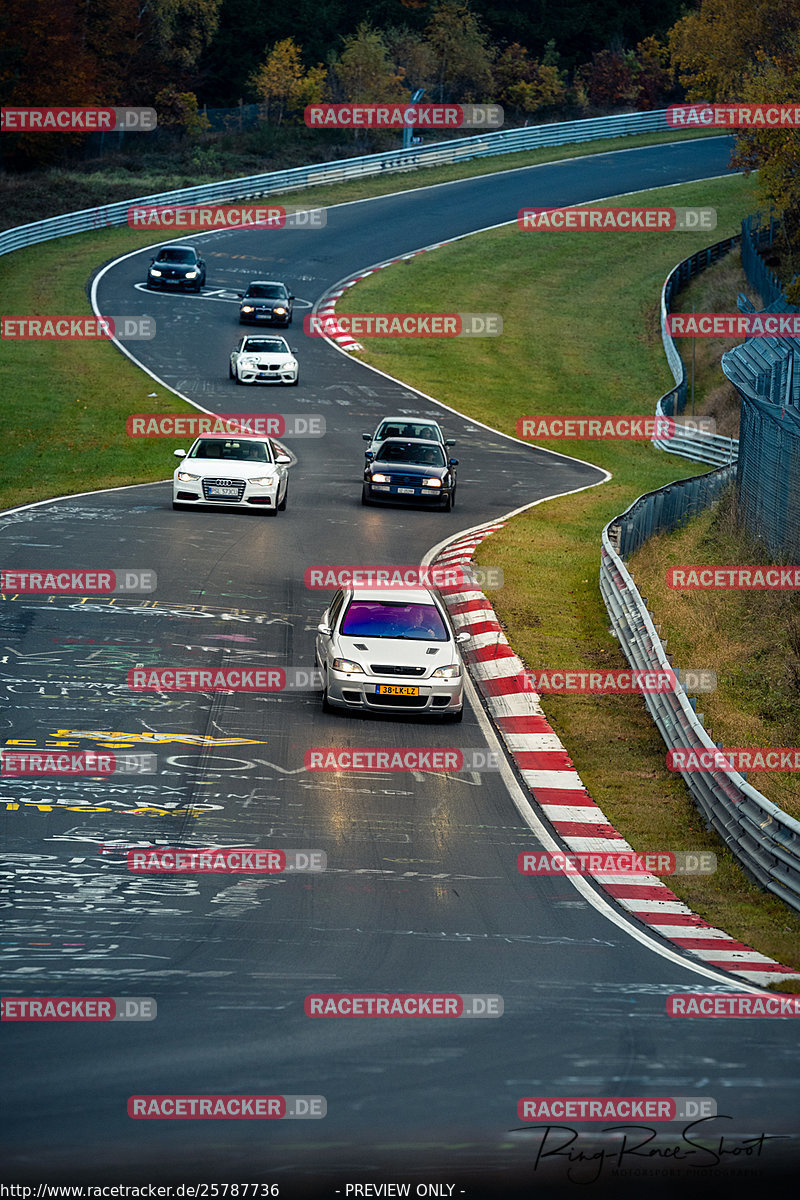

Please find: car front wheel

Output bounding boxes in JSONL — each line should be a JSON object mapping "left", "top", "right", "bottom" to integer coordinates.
{"left": 361, "top": 485, "right": 371, "bottom": 506}
{"left": 278, "top": 483, "right": 287, "bottom": 511}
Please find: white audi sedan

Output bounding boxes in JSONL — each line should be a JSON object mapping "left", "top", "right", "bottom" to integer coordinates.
{"left": 172, "top": 434, "right": 290, "bottom": 513}
{"left": 229, "top": 335, "right": 299, "bottom": 385}
{"left": 315, "top": 586, "right": 469, "bottom": 721}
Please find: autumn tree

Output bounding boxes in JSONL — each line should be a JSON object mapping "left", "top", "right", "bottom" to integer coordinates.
{"left": 577, "top": 47, "right": 639, "bottom": 108}
{"left": 329, "top": 23, "right": 407, "bottom": 103}
{"left": 668, "top": 0, "right": 800, "bottom": 101}
{"left": 249, "top": 38, "right": 326, "bottom": 125}
{"left": 425, "top": 1, "right": 494, "bottom": 103}
{"left": 493, "top": 42, "right": 566, "bottom": 115}
{"left": 633, "top": 37, "right": 672, "bottom": 110}
{"left": 668, "top": 0, "right": 800, "bottom": 296}
{"left": 385, "top": 25, "right": 438, "bottom": 94}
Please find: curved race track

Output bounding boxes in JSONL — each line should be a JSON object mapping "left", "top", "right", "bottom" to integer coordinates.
{"left": 2, "top": 136, "right": 798, "bottom": 1194}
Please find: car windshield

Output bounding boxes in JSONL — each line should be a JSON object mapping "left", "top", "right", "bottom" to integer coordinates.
{"left": 341, "top": 600, "right": 449, "bottom": 641}
{"left": 375, "top": 441, "right": 446, "bottom": 467}
{"left": 376, "top": 422, "right": 440, "bottom": 441}
{"left": 157, "top": 249, "right": 195, "bottom": 263}
{"left": 188, "top": 439, "right": 272, "bottom": 463}
{"left": 243, "top": 339, "right": 286, "bottom": 353}
{"left": 246, "top": 285, "right": 286, "bottom": 299}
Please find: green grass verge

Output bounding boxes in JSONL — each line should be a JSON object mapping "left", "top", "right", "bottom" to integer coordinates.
{"left": 629, "top": 491, "right": 800, "bottom": 820}
{"left": 335, "top": 171, "right": 800, "bottom": 970}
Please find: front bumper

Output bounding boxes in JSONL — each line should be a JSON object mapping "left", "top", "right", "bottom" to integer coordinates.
{"left": 148, "top": 275, "right": 201, "bottom": 290}
{"left": 239, "top": 310, "right": 291, "bottom": 325}
{"left": 173, "top": 477, "right": 281, "bottom": 507}
{"left": 365, "top": 480, "right": 452, "bottom": 505}
{"left": 325, "top": 668, "right": 463, "bottom": 714}
{"left": 237, "top": 365, "right": 297, "bottom": 384}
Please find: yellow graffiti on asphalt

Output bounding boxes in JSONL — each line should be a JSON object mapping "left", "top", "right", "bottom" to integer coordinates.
{"left": 54, "top": 729, "right": 267, "bottom": 746}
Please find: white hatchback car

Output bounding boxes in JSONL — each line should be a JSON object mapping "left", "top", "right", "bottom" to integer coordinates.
{"left": 362, "top": 416, "right": 455, "bottom": 454}
{"left": 229, "top": 335, "right": 299, "bottom": 385}
{"left": 315, "top": 586, "right": 469, "bottom": 721}
{"left": 172, "top": 434, "right": 290, "bottom": 513}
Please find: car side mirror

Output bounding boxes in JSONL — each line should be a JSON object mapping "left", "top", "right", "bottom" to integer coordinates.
{"left": 362, "top": 433, "right": 371, "bottom": 441}
{"left": 174, "top": 449, "right": 187, "bottom": 458}
{"left": 317, "top": 622, "right": 332, "bottom": 635}
{"left": 364, "top": 451, "right": 374, "bottom": 461}
{"left": 449, "top": 457, "right": 459, "bottom": 466}
{"left": 288, "top": 294, "right": 295, "bottom": 301}
{"left": 456, "top": 631, "right": 470, "bottom": 643}
{"left": 236, "top": 292, "right": 244, "bottom": 298}
{"left": 275, "top": 453, "right": 291, "bottom": 464}
{"left": 290, "top": 347, "right": 299, "bottom": 354}
{"left": 445, "top": 439, "right": 456, "bottom": 447}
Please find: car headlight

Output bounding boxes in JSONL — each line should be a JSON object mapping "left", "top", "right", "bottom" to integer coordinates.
{"left": 273, "top": 306, "right": 286, "bottom": 315}
{"left": 176, "top": 471, "right": 200, "bottom": 482}
{"left": 241, "top": 305, "right": 254, "bottom": 313}
{"left": 332, "top": 658, "right": 363, "bottom": 673}
{"left": 370, "top": 473, "right": 390, "bottom": 483}
{"left": 240, "top": 358, "right": 257, "bottom": 368}
{"left": 422, "top": 478, "right": 442, "bottom": 488}
{"left": 149, "top": 268, "right": 162, "bottom": 276}
{"left": 251, "top": 476, "right": 277, "bottom": 487}
{"left": 432, "top": 664, "right": 461, "bottom": 679}
{"left": 185, "top": 269, "right": 199, "bottom": 278}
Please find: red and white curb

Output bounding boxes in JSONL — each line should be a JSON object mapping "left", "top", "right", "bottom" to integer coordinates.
{"left": 434, "top": 523, "right": 800, "bottom": 989}
{"left": 312, "top": 246, "right": 443, "bottom": 353}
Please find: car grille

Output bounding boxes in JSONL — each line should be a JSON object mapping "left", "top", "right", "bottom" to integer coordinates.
{"left": 370, "top": 664, "right": 426, "bottom": 676}
{"left": 202, "top": 477, "right": 246, "bottom": 502}
{"left": 256, "top": 362, "right": 282, "bottom": 370}
{"left": 379, "top": 473, "right": 423, "bottom": 486}
{"left": 161, "top": 268, "right": 184, "bottom": 278}
{"left": 367, "top": 693, "right": 427, "bottom": 708}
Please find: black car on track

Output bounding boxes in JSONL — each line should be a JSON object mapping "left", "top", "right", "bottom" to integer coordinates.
{"left": 362, "top": 438, "right": 459, "bottom": 511}
{"left": 239, "top": 281, "right": 294, "bottom": 326}
{"left": 146, "top": 245, "right": 206, "bottom": 291}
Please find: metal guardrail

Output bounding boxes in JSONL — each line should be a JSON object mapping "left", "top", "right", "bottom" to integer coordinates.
{"left": 600, "top": 228, "right": 800, "bottom": 913}
{"left": 653, "top": 237, "right": 740, "bottom": 467}
{"left": 0, "top": 109, "right": 673, "bottom": 258}
{"left": 600, "top": 499, "right": 800, "bottom": 913}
